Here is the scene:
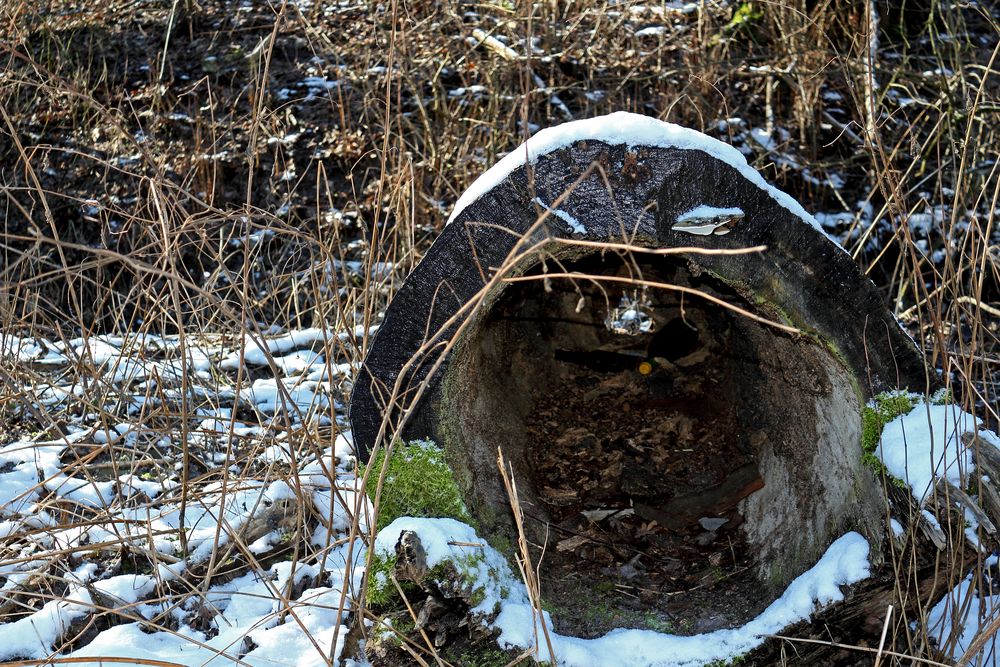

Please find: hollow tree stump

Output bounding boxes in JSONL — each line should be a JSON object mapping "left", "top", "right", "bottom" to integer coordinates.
{"left": 350, "top": 113, "right": 940, "bottom": 649}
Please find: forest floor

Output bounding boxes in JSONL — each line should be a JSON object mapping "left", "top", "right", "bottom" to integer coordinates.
{"left": 0, "top": 0, "right": 998, "bottom": 665}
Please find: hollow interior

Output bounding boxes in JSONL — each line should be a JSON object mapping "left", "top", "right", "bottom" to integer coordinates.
{"left": 439, "top": 250, "right": 874, "bottom": 637}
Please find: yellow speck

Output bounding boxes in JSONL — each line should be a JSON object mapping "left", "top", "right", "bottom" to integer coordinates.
{"left": 638, "top": 361, "right": 653, "bottom": 375}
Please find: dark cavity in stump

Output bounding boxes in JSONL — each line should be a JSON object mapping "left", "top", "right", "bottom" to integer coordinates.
{"left": 440, "top": 249, "right": 875, "bottom": 637}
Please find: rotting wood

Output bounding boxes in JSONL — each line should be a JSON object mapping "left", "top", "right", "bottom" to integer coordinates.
{"left": 350, "top": 119, "right": 998, "bottom": 651}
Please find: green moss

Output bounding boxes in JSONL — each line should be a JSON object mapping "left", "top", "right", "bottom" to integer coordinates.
{"left": 861, "top": 391, "right": 921, "bottom": 485}
{"left": 704, "top": 656, "right": 746, "bottom": 667}
{"left": 581, "top": 599, "right": 616, "bottom": 626}
{"left": 594, "top": 581, "right": 617, "bottom": 595}
{"left": 641, "top": 612, "right": 691, "bottom": 635}
{"left": 930, "top": 387, "right": 952, "bottom": 405}
{"left": 370, "top": 614, "right": 416, "bottom": 649}
{"left": 543, "top": 586, "right": 689, "bottom": 636}
{"left": 751, "top": 295, "right": 795, "bottom": 329}
{"left": 479, "top": 532, "right": 511, "bottom": 561}
{"left": 429, "top": 551, "right": 502, "bottom": 613}
{"left": 744, "top": 280, "right": 855, "bottom": 381}
{"left": 446, "top": 646, "right": 517, "bottom": 667}
{"left": 727, "top": 2, "right": 763, "bottom": 31}
{"left": 362, "top": 439, "right": 472, "bottom": 531}
{"left": 360, "top": 437, "right": 515, "bottom": 627}
{"left": 391, "top": 615, "right": 416, "bottom": 640}
{"left": 365, "top": 550, "right": 403, "bottom": 609}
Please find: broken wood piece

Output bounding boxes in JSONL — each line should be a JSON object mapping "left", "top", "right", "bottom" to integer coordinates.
{"left": 556, "top": 534, "right": 592, "bottom": 552}
{"left": 395, "top": 530, "right": 429, "bottom": 584}
{"left": 936, "top": 477, "right": 997, "bottom": 535}
{"left": 918, "top": 509, "right": 948, "bottom": 551}
{"left": 974, "top": 474, "right": 1000, "bottom": 533}
{"left": 633, "top": 462, "right": 764, "bottom": 530}
{"left": 967, "top": 429, "right": 1000, "bottom": 481}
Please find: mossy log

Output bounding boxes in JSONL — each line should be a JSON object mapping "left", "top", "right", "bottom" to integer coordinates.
{"left": 350, "top": 114, "right": 979, "bottom": 654}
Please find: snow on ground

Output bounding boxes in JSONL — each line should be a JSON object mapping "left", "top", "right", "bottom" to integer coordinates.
{"left": 928, "top": 556, "right": 1000, "bottom": 665}
{"left": 508, "top": 532, "right": 870, "bottom": 667}
{"left": 0, "top": 328, "right": 370, "bottom": 665}
{"left": 63, "top": 551, "right": 363, "bottom": 667}
{"left": 747, "top": 127, "right": 845, "bottom": 190}
{"left": 3, "top": 325, "right": 1000, "bottom": 666}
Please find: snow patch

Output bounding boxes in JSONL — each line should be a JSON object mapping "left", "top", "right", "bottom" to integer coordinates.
{"left": 876, "top": 402, "right": 982, "bottom": 504}
{"left": 928, "top": 557, "right": 1000, "bottom": 665}
{"left": 377, "top": 518, "right": 870, "bottom": 666}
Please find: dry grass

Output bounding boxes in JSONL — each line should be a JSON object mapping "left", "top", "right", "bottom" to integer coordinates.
{"left": 0, "top": 0, "right": 998, "bottom": 664}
